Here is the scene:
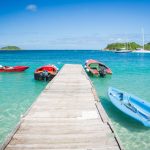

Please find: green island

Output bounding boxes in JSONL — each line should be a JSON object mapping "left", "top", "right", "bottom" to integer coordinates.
{"left": 0, "top": 46, "right": 21, "bottom": 50}
{"left": 144, "top": 42, "right": 150, "bottom": 50}
{"left": 105, "top": 42, "right": 150, "bottom": 51}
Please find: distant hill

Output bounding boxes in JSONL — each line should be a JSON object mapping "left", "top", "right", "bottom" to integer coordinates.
{"left": 0, "top": 46, "right": 21, "bottom": 50}
{"left": 105, "top": 42, "right": 142, "bottom": 50}
{"left": 144, "top": 43, "right": 150, "bottom": 50}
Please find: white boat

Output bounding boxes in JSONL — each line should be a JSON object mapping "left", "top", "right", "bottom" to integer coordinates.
{"left": 114, "top": 50, "right": 132, "bottom": 53}
{"left": 133, "top": 28, "right": 150, "bottom": 53}
{"left": 108, "top": 87, "right": 150, "bottom": 127}
{"left": 132, "top": 49, "right": 150, "bottom": 53}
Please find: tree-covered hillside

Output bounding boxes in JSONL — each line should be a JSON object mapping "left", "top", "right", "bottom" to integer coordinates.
{"left": 105, "top": 42, "right": 142, "bottom": 50}
{"left": 0, "top": 46, "right": 21, "bottom": 50}
{"left": 144, "top": 43, "right": 150, "bottom": 50}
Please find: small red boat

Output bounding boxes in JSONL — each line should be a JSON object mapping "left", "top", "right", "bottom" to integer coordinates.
{"left": 0, "top": 65, "right": 29, "bottom": 72}
{"left": 34, "top": 65, "right": 58, "bottom": 81}
{"left": 85, "top": 59, "right": 112, "bottom": 77}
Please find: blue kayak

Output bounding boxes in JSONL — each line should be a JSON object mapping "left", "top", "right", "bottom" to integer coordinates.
{"left": 108, "top": 87, "right": 150, "bottom": 127}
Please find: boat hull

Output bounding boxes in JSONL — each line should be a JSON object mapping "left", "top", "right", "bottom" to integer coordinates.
{"left": 132, "top": 50, "right": 150, "bottom": 53}
{"left": 114, "top": 50, "right": 132, "bottom": 53}
{"left": 34, "top": 72, "right": 55, "bottom": 81}
{"left": 0, "top": 66, "right": 29, "bottom": 72}
{"left": 34, "top": 65, "right": 58, "bottom": 81}
{"left": 85, "top": 59, "right": 112, "bottom": 77}
{"left": 108, "top": 87, "right": 150, "bottom": 127}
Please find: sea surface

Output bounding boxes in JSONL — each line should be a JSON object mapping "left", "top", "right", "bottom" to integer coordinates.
{"left": 0, "top": 50, "right": 150, "bottom": 150}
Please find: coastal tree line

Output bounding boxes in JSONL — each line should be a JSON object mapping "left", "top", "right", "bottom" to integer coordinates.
{"left": 105, "top": 42, "right": 150, "bottom": 50}
{"left": 1, "top": 43, "right": 150, "bottom": 50}
{"left": 0, "top": 46, "right": 21, "bottom": 50}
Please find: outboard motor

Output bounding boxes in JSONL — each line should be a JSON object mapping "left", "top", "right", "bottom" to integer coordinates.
{"left": 41, "top": 70, "right": 50, "bottom": 81}
{"left": 99, "top": 67, "right": 106, "bottom": 77}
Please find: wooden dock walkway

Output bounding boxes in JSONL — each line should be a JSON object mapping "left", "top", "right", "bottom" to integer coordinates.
{"left": 2, "top": 64, "right": 123, "bottom": 150}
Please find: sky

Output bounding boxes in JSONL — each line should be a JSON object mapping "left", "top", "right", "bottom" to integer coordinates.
{"left": 0, "top": 0, "right": 150, "bottom": 50}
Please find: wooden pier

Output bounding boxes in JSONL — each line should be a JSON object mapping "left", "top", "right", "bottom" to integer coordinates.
{"left": 2, "top": 64, "right": 123, "bottom": 150}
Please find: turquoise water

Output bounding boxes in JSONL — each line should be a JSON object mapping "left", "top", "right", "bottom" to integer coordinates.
{"left": 0, "top": 50, "right": 150, "bottom": 150}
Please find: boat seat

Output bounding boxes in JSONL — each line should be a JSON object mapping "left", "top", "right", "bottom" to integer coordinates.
{"left": 134, "top": 105, "right": 150, "bottom": 120}
{"left": 89, "top": 64, "right": 100, "bottom": 71}
{"left": 119, "top": 93, "right": 124, "bottom": 101}
{"left": 124, "top": 101, "right": 150, "bottom": 120}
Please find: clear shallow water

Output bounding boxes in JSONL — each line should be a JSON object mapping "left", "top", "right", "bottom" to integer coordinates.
{"left": 0, "top": 50, "right": 150, "bottom": 150}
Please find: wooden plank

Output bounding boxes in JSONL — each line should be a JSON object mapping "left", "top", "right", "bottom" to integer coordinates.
{"left": 9, "top": 133, "right": 116, "bottom": 145}
{"left": 6, "top": 144, "right": 120, "bottom": 150}
{"left": 2, "top": 64, "right": 123, "bottom": 150}
{"left": 16, "top": 126, "right": 111, "bottom": 135}
{"left": 22, "top": 117, "right": 101, "bottom": 123}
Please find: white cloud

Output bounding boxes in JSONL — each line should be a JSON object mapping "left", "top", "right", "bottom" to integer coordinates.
{"left": 26, "top": 4, "right": 37, "bottom": 12}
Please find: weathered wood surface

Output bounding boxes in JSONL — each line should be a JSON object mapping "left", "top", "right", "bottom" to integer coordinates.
{"left": 3, "top": 64, "right": 123, "bottom": 150}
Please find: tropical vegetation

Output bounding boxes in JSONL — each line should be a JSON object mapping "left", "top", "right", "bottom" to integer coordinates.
{"left": 144, "top": 43, "right": 150, "bottom": 50}
{"left": 105, "top": 42, "right": 142, "bottom": 50}
{"left": 0, "top": 46, "right": 21, "bottom": 50}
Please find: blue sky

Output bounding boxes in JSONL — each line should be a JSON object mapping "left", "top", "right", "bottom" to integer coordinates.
{"left": 0, "top": 0, "right": 150, "bottom": 49}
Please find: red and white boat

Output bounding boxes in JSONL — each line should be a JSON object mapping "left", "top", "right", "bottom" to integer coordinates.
{"left": 34, "top": 65, "right": 58, "bottom": 81}
{"left": 0, "top": 65, "right": 29, "bottom": 72}
{"left": 85, "top": 59, "right": 112, "bottom": 77}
